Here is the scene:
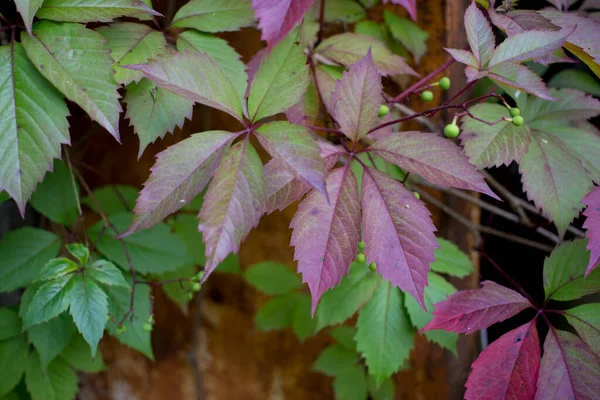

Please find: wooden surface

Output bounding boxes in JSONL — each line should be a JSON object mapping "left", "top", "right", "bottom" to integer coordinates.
{"left": 73, "top": 1, "right": 481, "bottom": 399}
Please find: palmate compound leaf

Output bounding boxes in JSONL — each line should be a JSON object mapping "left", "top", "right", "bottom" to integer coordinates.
{"left": 14, "top": 0, "right": 44, "bottom": 34}
{"left": 36, "top": 0, "right": 160, "bottom": 22}
{"left": 198, "top": 138, "right": 266, "bottom": 280}
{"left": 316, "top": 33, "right": 418, "bottom": 77}
{"left": 535, "top": 329, "right": 600, "bottom": 400}
{"left": 252, "top": 0, "right": 317, "bottom": 48}
{"left": 97, "top": 22, "right": 166, "bottom": 86}
{"left": 564, "top": 304, "right": 600, "bottom": 356}
{"left": 361, "top": 167, "right": 438, "bottom": 309}
{"left": 256, "top": 122, "right": 327, "bottom": 197}
{"left": 368, "top": 131, "right": 499, "bottom": 200}
{"left": 291, "top": 166, "right": 362, "bottom": 313}
{"left": 465, "top": 320, "right": 540, "bottom": 400}
{"left": 22, "top": 21, "right": 121, "bottom": 141}
{"left": 543, "top": 239, "right": 600, "bottom": 302}
{"left": 355, "top": 279, "right": 414, "bottom": 386}
{"left": 331, "top": 51, "right": 382, "bottom": 143}
{"left": 126, "top": 51, "right": 243, "bottom": 121}
{"left": 122, "top": 131, "right": 238, "bottom": 234}
{"left": 423, "top": 281, "right": 532, "bottom": 334}
{"left": 583, "top": 186, "right": 600, "bottom": 275}
{"left": 172, "top": 0, "right": 255, "bottom": 33}
{"left": 0, "top": 41, "right": 70, "bottom": 214}
{"left": 124, "top": 79, "right": 194, "bottom": 158}
{"left": 247, "top": 28, "right": 310, "bottom": 122}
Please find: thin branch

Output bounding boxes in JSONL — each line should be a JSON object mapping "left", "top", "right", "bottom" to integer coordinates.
{"left": 316, "top": 0, "right": 326, "bottom": 46}
{"left": 393, "top": 58, "right": 455, "bottom": 102}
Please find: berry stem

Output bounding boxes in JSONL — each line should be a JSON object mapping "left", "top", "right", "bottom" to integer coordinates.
{"left": 392, "top": 58, "right": 455, "bottom": 103}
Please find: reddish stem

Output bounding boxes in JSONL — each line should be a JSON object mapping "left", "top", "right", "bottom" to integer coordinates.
{"left": 392, "top": 58, "right": 455, "bottom": 103}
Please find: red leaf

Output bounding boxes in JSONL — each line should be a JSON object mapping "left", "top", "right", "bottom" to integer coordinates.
{"left": 423, "top": 281, "right": 531, "bottom": 334}
{"left": 382, "top": 0, "right": 417, "bottom": 21}
{"left": 361, "top": 167, "right": 438, "bottom": 309}
{"left": 252, "top": 0, "right": 316, "bottom": 48}
{"left": 583, "top": 186, "right": 600, "bottom": 276}
{"left": 331, "top": 51, "right": 383, "bottom": 143}
{"left": 369, "top": 131, "right": 499, "bottom": 199}
{"left": 290, "top": 166, "right": 361, "bottom": 313}
{"left": 464, "top": 1, "right": 495, "bottom": 68}
{"left": 465, "top": 321, "right": 540, "bottom": 400}
{"left": 535, "top": 329, "right": 600, "bottom": 400}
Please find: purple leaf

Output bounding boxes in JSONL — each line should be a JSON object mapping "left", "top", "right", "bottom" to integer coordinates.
{"left": 252, "top": 0, "right": 317, "bottom": 48}
{"left": 361, "top": 167, "right": 438, "bottom": 309}
{"left": 121, "top": 131, "right": 237, "bottom": 236}
{"left": 465, "top": 321, "right": 540, "bottom": 400}
{"left": 369, "top": 131, "right": 499, "bottom": 199}
{"left": 444, "top": 48, "right": 479, "bottom": 68}
{"left": 314, "top": 64, "right": 343, "bottom": 116}
{"left": 526, "top": 88, "right": 600, "bottom": 123}
{"left": 126, "top": 51, "right": 243, "bottom": 121}
{"left": 490, "top": 10, "right": 560, "bottom": 36}
{"left": 583, "top": 186, "right": 600, "bottom": 275}
{"left": 264, "top": 140, "right": 343, "bottom": 214}
{"left": 382, "top": 0, "right": 417, "bottom": 21}
{"left": 256, "top": 121, "right": 327, "bottom": 196}
{"left": 290, "top": 166, "right": 361, "bottom": 313}
{"left": 423, "top": 281, "right": 531, "bottom": 334}
{"left": 331, "top": 51, "right": 383, "bottom": 143}
{"left": 464, "top": 1, "right": 495, "bottom": 68}
{"left": 199, "top": 139, "right": 266, "bottom": 279}
{"left": 535, "top": 329, "right": 600, "bottom": 400}
{"left": 285, "top": 78, "right": 320, "bottom": 126}
{"left": 487, "top": 63, "right": 555, "bottom": 100}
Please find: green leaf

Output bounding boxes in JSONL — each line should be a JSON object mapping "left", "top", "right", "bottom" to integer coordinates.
{"left": 158, "top": 264, "right": 196, "bottom": 311}
{"left": 97, "top": 22, "right": 167, "bottom": 86}
{"left": 0, "top": 191, "right": 9, "bottom": 204}
{"left": 313, "top": 345, "right": 359, "bottom": 376}
{"left": 543, "top": 240, "right": 600, "bottom": 302}
{"left": 548, "top": 69, "right": 600, "bottom": 97}
{"left": 328, "top": 326, "right": 357, "bottom": 351}
{"left": 0, "top": 336, "right": 29, "bottom": 397}
{"left": 333, "top": 365, "right": 368, "bottom": 400}
{"left": 65, "top": 244, "right": 89, "bottom": 266}
{"left": 0, "top": 309, "right": 22, "bottom": 341}
{"left": 124, "top": 79, "right": 194, "bottom": 158}
{"left": 60, "top": 333, "right": 106, "bottom": 373}
{"left": 36, "top": 0, "right": 159, "bottom": 22}
{"left": 248, "top": 28, "right": 310, "bottom": 122}
{"left": 430, "top": 238, "right": 474, "bottom": 278}
{"left": 27, "top": 314, "right": 75, "bottom": 370}
{"left": 105, "top": 281, "right": 153, "bottom": 359}
{"left": 29, "top": 159, "right": 79, "bottom": 226}
{"left": 22, "top": 21, "right": 121, "bottom": 140}
{"left": 318, "top": 0, "right": 366, "bottom": 23}
{"left": 316, "top": 262, "right": 380, "bottom": 330}
{"left": 26, "top": 275, "right": 76, "bottom": 327}
{"left": 170, "top": 214, "right": 206, "bottom": 265}
{"left": 82, "top": 185, "right": 138, "bottom": 216}
{"left": 404, "top": 273, "right": 458, "bottom": 355}
{"left": 355, "top": 21, "right": 386, "bottom": 43}
{"left": 88, "top": 212, "right": 192, "bottom": 274}
{"left": 68, "top": 276, "right": 108, "bottom": 356}
{"left": 0, "top": 41, "right": 70, "bottom": 213}
{"left": 172, "top": 0, "right": 254, "bottom": 32}
{"left": 368, "top": 376, "right": 395, "bottom": 400}
{"left": 244, "top": 261, "right": 302, "bottom": 295}
{"left": 355, "top": 280, "right": 414, "bottom": 385}
{"left": 254, "top": 293, "right": 300, "bottom": 331}
{"left": 25, "top": 352, "right": 77, "bottom": 400}
{"left": 564, "top": 304, "right": 600, "bottom": 356}
{"left": 384, "top": 10, "right": 429, "bottom": 64}
{"left": 292, "top": 295, "right": 317, "bottom": 342}
{"left": 0, "top": 228, "right": 60, "bottom": 293}
{"left": 215, "top": 253, "right": 241, "bottom": 274}
{"left": 14, "top": 0, "right": 44, "bottom": 34}
{"left": 177, "top": 31, "right": 247, "bottom": 99}
{"left": 87, "top": 260, "right": 129, "bottom": 287}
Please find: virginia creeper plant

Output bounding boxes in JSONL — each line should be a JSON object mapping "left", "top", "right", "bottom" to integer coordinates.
{"left": 0, "top": 0, "right": 599, "bottom": 398}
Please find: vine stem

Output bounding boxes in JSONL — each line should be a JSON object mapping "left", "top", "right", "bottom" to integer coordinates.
{"left": 392, "top": 58, "right": 455, "bottom": 102}
{"left": 316, "top": 0, "right": 326, "bottom": 46}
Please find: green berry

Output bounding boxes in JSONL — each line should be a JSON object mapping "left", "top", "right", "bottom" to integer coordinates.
{"left": 186, "top": 292, "right": 194, "bottom": 300}
{"left": 356, "top": 253, "right": 366, "bottom": 263}
{"left": 148, "top": 315, "right": 155, "bottom": 325}
{"left": 421, "top": 90, "right": 434, "bottom": 102}
{"left": 509, "top": 107, "right": 521, "bottom": 117}
{"left": 368, "top": 262, "right": 377, "bottom": 272}
{"left": 512, "top": 115, "right": 525, "bottom": 126}
{"left": 439, "top": 77, "right": 451, "bottom": 90}
{"left": 444, "top": 123, "right": 460, "bottom": 138}
{"left": 378, "top": 105, "right": 390, "bottom": 117}
{"left": 143, "top": 322, "right": 153, "bottom": 332}
{"left": 192, "top": 282, "right": 201, "bottom": 292}
{"left": 196, "top": 271, "right": 205, "bottom": 281}
{"left": 413, "top": 191, "right": 420, "bottom": 200}
{"left": 117, "top": 325, "right": 127, "bottom": 335}
{"left": 358, "top": 241, "right": 365, "bottom": 251}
